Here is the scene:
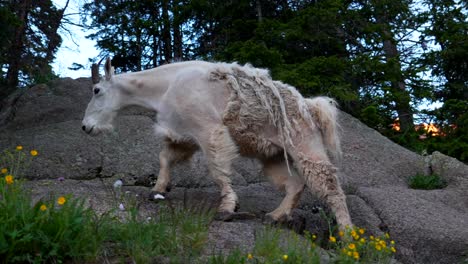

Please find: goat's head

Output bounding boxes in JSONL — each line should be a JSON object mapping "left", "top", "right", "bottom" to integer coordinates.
{"left": 82, "top": 58, "right": 120, "bottom": 135}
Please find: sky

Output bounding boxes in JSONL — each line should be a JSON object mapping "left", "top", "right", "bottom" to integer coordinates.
{"left": 52, "top": 0, "right": 99, "bottom": 79}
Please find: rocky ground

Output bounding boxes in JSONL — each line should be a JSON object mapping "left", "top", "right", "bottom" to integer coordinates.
{"left": 0, "top": 77, "right": 467, "bottom": 263}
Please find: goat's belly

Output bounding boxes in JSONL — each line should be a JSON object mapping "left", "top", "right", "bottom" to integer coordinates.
{"left": 228, "top": 129, "right": 282, "bottom": 158}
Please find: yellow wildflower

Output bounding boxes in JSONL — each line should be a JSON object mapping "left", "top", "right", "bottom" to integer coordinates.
{"left": 30, "top": 150, "right": 38, "bottom": 156}
{"left": 40, "top": 204, "right": 47, "bottom": 211}
{"left": 16, "top": 145, "right": 23, "bottom": 151}
{"left": 353, "top": 251, "right": 360, "bottom": 260}
{"left": 353, "top": 234, "right": 360, "bottom": 240}
{"left": 376, "top": 245, "right": 382, "bottom": 251}
{"left": 347, "top": 251, "right": 352, "bottom": 257}
{"left": 380, "top": 240, "right": 387, "bottom": 248}
{"left": 359, "top": 238, "right": 366, "bottom": 244}
{"left": 359, "top": 228, "right": 365, "bottom": 235}
{"left": 282, "top": 254, "right": 288, "bottom": 261}
{"left": 351, "top": 230, "right": 357, "bottom": 237}
{"left": 338, "top": 231, "right": 344, "bottom": 237}
{"left": 247, "top": 253, "right": 253, "bottom": 260}
{"left": 1, "top": 168, "right": 7, "bottom": 174}
{"left": 348, "top": 243, "right": 356, "bottom": 250}
{"left": 329, "top": 236, "right": 337, "bottom": 243}
{"left": 391, "top": 240, "right": 395, "bottom": 245}
{"left": 57, "top": 196, "right": 66, "bottom": 205}
{"left": 391, "top": 247, "right": 396, "bottom": 253}
{"left": 5, "top": 175, "right": 14, "bottom": 184}
{"left": 370, "top": 235, "right": 375, "bottom": 240}
{"left": 385, "top": 233, "right": 390, "bottom": 239}
{"left": 312, "top": 234, "right": 317, "bottom": 240}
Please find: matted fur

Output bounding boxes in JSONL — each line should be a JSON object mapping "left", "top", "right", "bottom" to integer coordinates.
{"left": 212, "top": 63, "right": 341, "bottom": 162}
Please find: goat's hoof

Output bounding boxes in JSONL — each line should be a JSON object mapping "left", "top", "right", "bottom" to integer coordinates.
{"left": 215, "top": 211, "right": 234, "bottom": 221}
{"left": 232, "top": 212, "right": 256, "bottom": 220}
{"left": 148, "top": 191, "right": 166, "bottom": 201}
{"left": 215, "top": 211, "right": 256, "bottom": 222}
{"left": 263, "top": 215, "right": 274, "bottom": 225}
{"left": 263, "top": 213, "right": 292, "bottom": 225}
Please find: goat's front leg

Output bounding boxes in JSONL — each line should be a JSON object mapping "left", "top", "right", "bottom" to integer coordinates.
{"left": 205, "top": 126, "right": 239, "bottom": 214}
{"left": 149, "top": 138, "right": 197, "bottom": 201}
{"left": 202, "top": 125, "right": 254, "bottom": 221}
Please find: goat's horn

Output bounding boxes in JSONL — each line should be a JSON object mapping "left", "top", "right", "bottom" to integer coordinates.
{"left": 91, "top": 57, "right": 105, "bottom": 84}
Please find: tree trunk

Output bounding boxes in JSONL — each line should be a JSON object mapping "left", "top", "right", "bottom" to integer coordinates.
{"left": 162, "top": 0, "right": 172, "bottom": 63}
{"left": 136, "top": 29, "right": 142, "bottom": 71}
{"left": 173, "top": 21, "right": 183, "bottom": 60}
{"left": 6, "top": 0, "right": 32, "bottom": 89}
{"left": 372, "top": 0, "right": 414, "bottom": 131}
{"left": 381, "top": 31, "right": 414, "bottom": 132}
{"left": 172, "top": 0, "right": 183, "bottom": 60}
{"left": 41, "top": 0, "right": 69, "bottom": 77}
{"left": 150, "top": 6, "right": 160, "bottom": 67}
{"left": 256, "top": 0, "right": 263, "bottom": 22}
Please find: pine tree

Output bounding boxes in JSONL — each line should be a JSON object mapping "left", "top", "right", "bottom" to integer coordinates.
{"left": 422, "top": 0, "right": 468, "bottom": 161}
{"left": 0, "top": 0, "right": 67, "bottom": 100}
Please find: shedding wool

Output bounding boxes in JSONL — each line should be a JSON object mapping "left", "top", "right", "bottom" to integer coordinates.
{"left": 211, "top": 63, "right": 341, "bottom": 167}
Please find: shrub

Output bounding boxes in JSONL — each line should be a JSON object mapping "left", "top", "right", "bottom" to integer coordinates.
{"left": 408, "top": 173, "right": 447, "bottom": 190}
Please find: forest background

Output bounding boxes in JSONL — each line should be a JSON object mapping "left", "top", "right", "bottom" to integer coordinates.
{"left": 0, "top": 0, "right": 466, "bottom": 162}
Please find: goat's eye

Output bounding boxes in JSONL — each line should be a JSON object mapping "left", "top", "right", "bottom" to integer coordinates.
{"left": 94, "top": 88, "right": 100, "bottom": 95}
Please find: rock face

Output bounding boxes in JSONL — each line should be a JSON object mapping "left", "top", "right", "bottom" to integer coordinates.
{"left": 1, "top": 78, "right": 467, "bottom": 264}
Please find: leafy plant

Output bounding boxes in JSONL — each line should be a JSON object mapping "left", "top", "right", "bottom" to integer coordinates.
{"left": 107, "top": 201, "right": 213, "bottom": 263}
{"left": 0, "top": 145, "right": 216, "bottom": 263}
{"left": 0, "top": 176, "right": 105, "bottom": 263}
{"left": 408, "top": 173, "right": 447, "bottom": 190}
{"left": 207, "top": 225, "right": 396, "bottom": 264}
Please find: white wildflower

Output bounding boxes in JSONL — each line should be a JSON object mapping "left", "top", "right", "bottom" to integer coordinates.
{"left": 113, "top": 179, "right": 123, "bottom": 189}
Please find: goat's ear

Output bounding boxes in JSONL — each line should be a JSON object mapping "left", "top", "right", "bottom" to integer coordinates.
{"left": 104, "top": 57, "right": 114, "bottom": 80}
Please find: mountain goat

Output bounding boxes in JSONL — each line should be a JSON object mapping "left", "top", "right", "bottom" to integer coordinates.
{"left": 82, "top": 58, "right": 352, "bottom": 229}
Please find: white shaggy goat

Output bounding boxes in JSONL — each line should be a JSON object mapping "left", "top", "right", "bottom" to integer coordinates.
{"left": 82, "top": 58, "right": 352, "bottom": 229}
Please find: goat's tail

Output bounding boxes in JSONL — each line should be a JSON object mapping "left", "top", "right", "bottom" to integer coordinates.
{"left": 305, "top": 96, "right": 342, "bottom": 162}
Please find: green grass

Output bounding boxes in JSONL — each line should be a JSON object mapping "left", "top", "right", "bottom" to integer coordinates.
{"left": 106, "top": 203, "right": 213, "bottom": 263}
{"left": 0, "top": 178, "right": 104, "bottom": 263}
{"left": 0, "top": 145, "right": 213, "bottom": 263}
{"left": 0, "top": 175, "right": 213, "bottom": 263}
{"left": 207, "top": 227, "right": 396, "bottom": 264}
{"left": 408, "top": 173, "right": 447, "bottom": 190}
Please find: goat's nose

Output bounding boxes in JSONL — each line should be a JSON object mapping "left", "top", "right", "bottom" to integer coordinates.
{"left": 82, "top": 125, "right": 86, "bottom": 131}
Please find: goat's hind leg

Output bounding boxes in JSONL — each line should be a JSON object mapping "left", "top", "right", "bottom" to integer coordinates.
{"left": 262, "top": 156, "right": 305, "bottom": 224}
{"left": 149, "top": 138, "right": 198, "bottom": 201}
